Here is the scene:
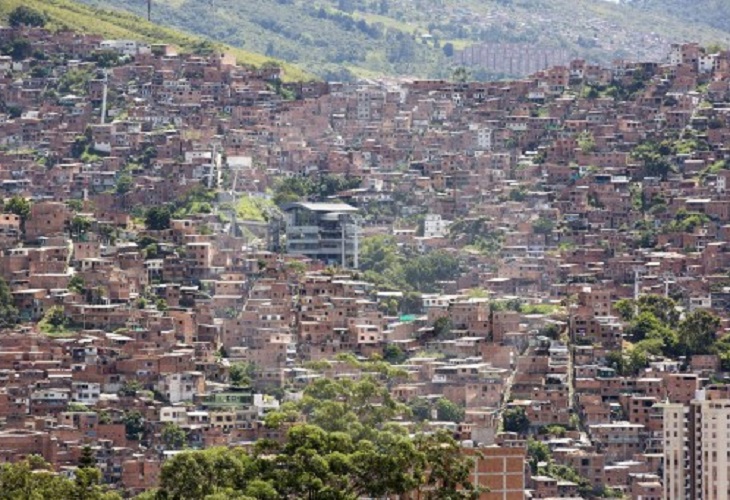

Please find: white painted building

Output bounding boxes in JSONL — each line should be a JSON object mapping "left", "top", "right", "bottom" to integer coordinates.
{"left": 423, "top": 213, "right": 450, "bottom": 238}
{"left": 71, "top": 382, "right": 101, "bottom": 405}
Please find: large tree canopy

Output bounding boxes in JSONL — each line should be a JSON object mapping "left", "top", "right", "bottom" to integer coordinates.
{"left": 359, "top": 235, "right": 461, "bottom": 293}
{"left": 154, "top": 376, "right": 482, "bottom": 500}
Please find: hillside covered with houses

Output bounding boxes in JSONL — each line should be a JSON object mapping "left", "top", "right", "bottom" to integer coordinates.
{"left": 3, "top": 12, "right": 730, "bottom": 500}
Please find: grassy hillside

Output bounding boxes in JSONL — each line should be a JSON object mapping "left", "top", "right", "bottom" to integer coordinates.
{"left": 629, "top": 0, "right": 730, "bottom": 34}
{"left": 0, "top": 0, "right": 315, "bottom": 82}
{"left": 72, "top": 0, "right": 730, "bottom": 81}
{"left": 76, "top": 0, "right": 455, "bottom": 81}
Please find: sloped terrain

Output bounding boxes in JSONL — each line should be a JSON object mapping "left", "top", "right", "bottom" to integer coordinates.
{"left": 0, "top": 0, "right": 315, "bottom": 81}
{"left": 73, "top": 0, "right": 730, "bottom": 80}
{"left": 629, "top": 0, "right": 730, "bottom": 34}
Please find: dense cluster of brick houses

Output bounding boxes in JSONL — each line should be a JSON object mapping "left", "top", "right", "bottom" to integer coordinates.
{"left": 3, "top": 23, "right": 730, "bottom": 498}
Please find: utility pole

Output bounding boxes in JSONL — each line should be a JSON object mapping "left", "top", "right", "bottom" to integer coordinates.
{"left": 148, "top": 0, "right": 152, "bottom": 21}
{"left": 351, "top": 215, "right": 361, "bottom": 270}
{"left": 100, "top": 70, "right": 108, "bottom": 125}
{"left": 633, "top": 267, "right": 642, "bottom": 301}
{"left": 353, "top": 219, "right": 359, "bottom": 269}
{"left": 340, "top": 214, "right": 347, "bottom": 269}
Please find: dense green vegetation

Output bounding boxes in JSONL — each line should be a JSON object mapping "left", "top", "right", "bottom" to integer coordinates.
{"left": 272, "top": 175, "right": 362, "bottom": 207}
{"left": 608, "top": 295, "right": 726, "bottom": 374}
{"left": 8, "top": 5, "right": 48, "bottom": 27}
{"left": 236, "top": 195, "right": 275, "bottom": 222}
{"left": 143, "top": 376, "right": 482, "bottom": 500}
{"left": 631, "top": 135, "right": 712, "bottom": 180}
{"left": 0, "top": 455, "right": 120, "bottom": 500}
{"left": 0, "top": 276, "right": 19, "bottom": 328}
{"left": 359, "top": 235, "right": 461, "bottom": 293}
{"left": 0, "top": 0, "right": 313, "bottom": 81}
{"left": 74, "top": 0, "right": 730, "bottom": 80}
{"left": 77, "top": 0, "right": 452, "bottom": 81}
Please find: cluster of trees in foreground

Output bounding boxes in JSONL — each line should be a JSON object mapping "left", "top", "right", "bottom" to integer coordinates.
{"left": 0, "top": 447, "right": 119, "bottom": 500}
{"left": 608, "top": 295, "right": 725, "bottom": 374}
{"left": 143, "top": 375, "right": 482, "bottom": 499}
{"left": 3, "top": 375, "right": 483, "bottom": 499}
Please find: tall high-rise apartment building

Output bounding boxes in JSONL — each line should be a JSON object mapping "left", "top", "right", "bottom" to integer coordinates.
{"left": 663, "top": 394, "right": 730, "bottom": 499}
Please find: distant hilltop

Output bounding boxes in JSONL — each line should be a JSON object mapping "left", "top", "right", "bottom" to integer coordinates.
{"left": 72, "top": 0, "right": 730, "bottom": 81}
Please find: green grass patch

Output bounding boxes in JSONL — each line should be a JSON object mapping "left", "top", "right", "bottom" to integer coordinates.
{"left": 39, "top": 320, "right": 80, "bottom": 337}
{"left": 236, "top": 195, "right": 275, "bottom": 221}
{"left": 521, "top": 304, "right": 562, "bottom": 315}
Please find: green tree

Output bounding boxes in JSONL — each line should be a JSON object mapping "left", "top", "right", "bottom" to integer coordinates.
{"left": 541, "top": 425, "right": 567, "bottom": 438}
{"left": 243, "top": 480, "right": 278, "bottom": 499}
{"left": 272, "top": 176, "right": 313, "bottom": 206}
{"left": 626, "top": 311, "right": 665, "bottom": 342}
{"left": 613, "top": 298, "right": 635, "bottom": 321}
{"left": 503, "top": 407, "right": 530, "bottom": 434}
{"left": 359, "top": 235, "right": 401, "bottom": 275}
{"left": 548, "top": 464, "right": 592, "bottom": 496}
{"left": 42, "top": 306, "right": 68, "bottom": 329}
{"left": 433, "top": 316, "right": 453, "bottom": 339}
{"left": 413, "top": 430, "right": 482, "bottom": 499}
{"left": 401, "top": 291, "right": 422, "bottom": 314}
{"left": 4, "top": 38, "right": 32, "bottom": 61}
{"left": 144, "top": 206, "right": 171, "bottom": 230}
{"left": 58, "top": 69, "right": 93, "bottom": 96}
{"left": 452, "top": 66, "right": 470, "bottom": 83}
{"left": 636, "top": 295, "right": 680, "bottom": 327}
{"left": 0, "top": 454, "right": 120, "bottom": 499}
{"left": 605, "top": 350, "right": 624, "bottom": 374}
{"left": 409, "top": 397, "right": 431, "bottom": 421}
{"left": 402, "top": 250, "right": 460, "bottom": 292}
{"left": 713, "top": 334, "right": 730, "bottom": 370}
{"left": 632, "top": 140, "right": 674, "bottom": 179}
{"left": 436, "top": 398, "right": 465, "bottom": 423}
{"left": 539, "top": 323, "right": 561, "bottom": 340}
{"left": 156, "top": 377, "right": 481, "bottom": 500}
{"left": 527, "top": 438, "right": 551, "bottom": 473}
{"left": 97, "top": 224, "right": 117, "bottom": 245}
{"left": 0, "top": 276, "right": 19, "bottom": 328}
{"left": 229, "top": 362, "right": 255, "bottom": 387}
{"left": 68, "top": 275, "right": 85, "bottom": 294}
{"left": 383, "top": 344, "right": 407, "bottom": 364}
{"left": 576, "top": 130, "right": 596, "bottom": 153}
{"left": 156, "top": 298, "right": 168, "bottom": 312}
{"left": 158, "top": 450, "right": 219, "bottom": 499}
{"left": 67, "top": 402, "right": 90, "bottom": 412}
{"left": 161, "top": 423, "right": 187, "bottom": 450}
{"left": 8, "top": 6, "right": 47, "bottom": 27}
{"left": 606, "top": 346, "right": 649, "bottom": 376}
{"left": 0, "top": 456, "right": 75, "bottom": 500}
{"left": 5, "top": 195, "right": 31, "bottom": 230}
{"left": 70, "top": 215, "right": 92, "bottom": 239}
{"left": 78, "top": 446, "right": 96, "bottom": 469}
{"left": 442, "top": 42, "right": 454, "bottom": 57}
{"left": 67, "top": 199, "right": 84, "bottom": 213}
{"left": 678, "top": 309, "right": 720, "bottom": 357}
{"left": 626, "top": 347, "right": 649, "bottom": 375}
{"left": 115, "top": 174, "right": 134, "bottom": 195}
{"left": 119, "top": 379, "right": 142, "bottom": 397}
{"left": 532, "top": 217, "right": 555, "bottom": 235}
{"left": 124, "top": 411, "right": 145, "bottom": 441}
